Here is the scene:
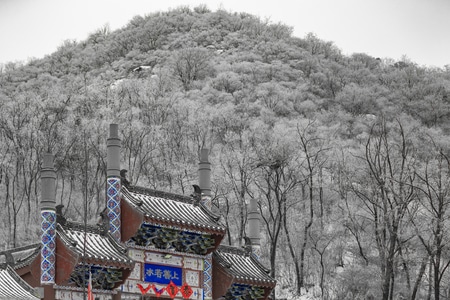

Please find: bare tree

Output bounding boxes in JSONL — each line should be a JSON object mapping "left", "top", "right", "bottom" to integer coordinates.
{"left": 295, "top": 121, "right": 329, "bottom": 294}
{"left": 172, "top": 47, "right": 211, "bottom": 90}
{"left": 351, "top": 119, "right": 417, "bottom": 300}
{"left": 413, "top": 142, "right": 450, "bottom": 300}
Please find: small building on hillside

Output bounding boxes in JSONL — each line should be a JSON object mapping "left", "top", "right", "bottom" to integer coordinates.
{"left": 0, "top": 124, "right": 276, "bottom": 300}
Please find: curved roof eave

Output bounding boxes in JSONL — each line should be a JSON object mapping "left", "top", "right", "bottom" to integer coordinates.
{"left": 57, "top": 223, "right": 134, "bottom": 269}
{"left": 122, "top": 186, "right": 227, "bottom": 235}
{"left": 213, "top": 246, "right": 277, "bottom": 288}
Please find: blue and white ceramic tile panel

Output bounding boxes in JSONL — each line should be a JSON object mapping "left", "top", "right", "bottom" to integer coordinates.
{"left": 107, "top": 177, "right": 121, "bottom": 241}
{"left": 41, "top": 210, "right": 56, "bottom": 283}
{"left": 203, "top": 253, "right": 212, "bottom": 299}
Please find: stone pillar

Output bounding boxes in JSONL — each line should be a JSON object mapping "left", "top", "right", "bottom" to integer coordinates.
{"left": 40, "top": 153, "right": 56, "bottom": 299}
{"left": 248, "top": 197, "right": 261, "bottom": 260}
{"left": 198, "top": 148, "right": 213, "bottom": 299}
{"left": 107, "top": 124, "right": 121, "bottom": 241}
{"left": 198, "top": 148, "right": 211, "bottom": 209}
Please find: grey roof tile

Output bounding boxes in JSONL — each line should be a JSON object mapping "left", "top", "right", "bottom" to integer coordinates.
{"left": 57, "top": 222, "right": 134, "bottom": 268}
{"left": 214, "top": 245, "right": 276, "bottom": 287}
{"left": 122, "top": 186, "right": 226, "bottom": 234}
{"left": 0, "top": 244, "right": 40, "bottom": 270}
{"left": 0, "top": 265, "right": 40, "bottom": 300}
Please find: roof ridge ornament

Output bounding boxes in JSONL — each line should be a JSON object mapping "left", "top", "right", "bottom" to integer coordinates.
{"left": 56, "top": 204, "right": 67, "bottom": 226}
{"left": 243, "top": 237, "right": 253, "bottom": 256}
{"left": 98, "top": 208, "right": 110, "bottom": 235}
{"left": 190, "top": 185, "right": 202, "bottom": 205}
{"left": 120, "top": 169, "right": 131, "bottom": 188}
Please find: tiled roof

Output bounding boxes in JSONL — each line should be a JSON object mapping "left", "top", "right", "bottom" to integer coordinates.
{"left": 214, "top": 245, "right": 276, "bottom": 287}
{"left": 122, "top": 186, "right": 226, "bottom": 234}
{"left": 0, "top": 244, "right": 40, "bottom": 270}
{"left": 57, "top": 221, "right": 134, "bottom": 268}
{"left": 0, "top": 265, "right": 40, "bottom": 300}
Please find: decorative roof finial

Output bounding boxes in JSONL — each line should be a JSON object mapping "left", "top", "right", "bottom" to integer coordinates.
{"left": 120, "top": 169, "right": 130, "bottom": 187}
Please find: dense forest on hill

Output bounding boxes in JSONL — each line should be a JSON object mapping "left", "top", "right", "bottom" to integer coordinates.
{"left": 1, "top": 5, "right": 450, "bottom": 299}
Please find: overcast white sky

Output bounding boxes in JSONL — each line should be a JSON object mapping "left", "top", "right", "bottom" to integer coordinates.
{"left": 0, "top": 0, "right": 449, "bottom": 67}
